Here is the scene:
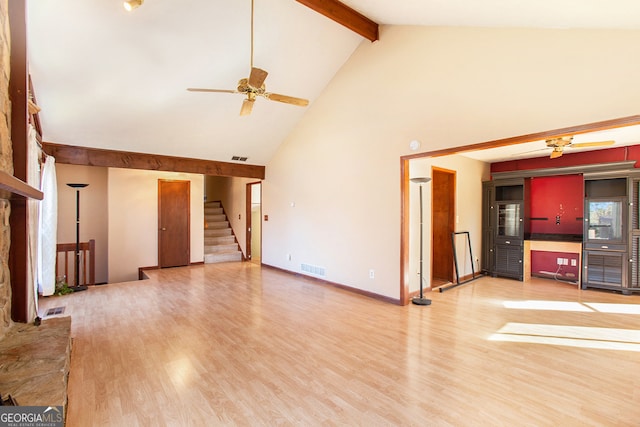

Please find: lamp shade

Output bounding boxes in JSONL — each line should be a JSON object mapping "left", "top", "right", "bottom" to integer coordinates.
{"left": 410, "top": 177, "right": 431, "bottom": 184}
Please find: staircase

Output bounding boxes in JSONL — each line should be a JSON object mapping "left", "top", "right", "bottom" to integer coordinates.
{"left": 204, "top": 201, "right": 243, "bottom": 264}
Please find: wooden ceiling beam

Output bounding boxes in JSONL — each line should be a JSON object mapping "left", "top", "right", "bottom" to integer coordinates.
{"left": 296, "top": 0, "right": 379, "bottom": 42}
{"left": 42, "top": 142, "right": 265, "bottom": 180}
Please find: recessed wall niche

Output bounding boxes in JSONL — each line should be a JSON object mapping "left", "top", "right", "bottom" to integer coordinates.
{"left": 529, "top": 174, "right": 583, "bottom": 239}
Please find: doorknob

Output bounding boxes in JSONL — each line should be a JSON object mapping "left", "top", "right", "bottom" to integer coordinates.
{"left": 161, "top": 227, "right": 166, "bottom": 231}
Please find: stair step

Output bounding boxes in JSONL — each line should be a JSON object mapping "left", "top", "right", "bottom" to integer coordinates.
{"left": 204, "top": 207, "right": 224, "bottom": 215}
{"left": 205, "top": 228, "right": 232, "bottom": 237}
{"left": 205, "top": 214, "right": 226, "bottom": 222}
{"left": 204, "top": 251, "right": 243, "bottom": 264}
{"left": 206, "top": 221, "right": 229, "bottom": 229}
{"left": 205, "top": 235, "right": 236, "bottom": 245}
{"left": 205, "top": 243, "right": 239, "bottom": 254}
{"left": 205, "top": 201, "right": 221, "bottom": 208}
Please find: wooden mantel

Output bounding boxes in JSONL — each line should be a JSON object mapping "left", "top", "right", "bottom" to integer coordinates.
{"left": 0, "top": 171, "right": 43, "bottom": 200}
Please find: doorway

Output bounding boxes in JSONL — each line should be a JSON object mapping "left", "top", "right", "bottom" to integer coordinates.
{"left": 158, "top": 180, "right": 190, "bottom": 268}
{"left": 245, "top": 182, "right": 262, "bottom": 263}
{"left": 431, "top": 167, "right": 455, "bottom": 286}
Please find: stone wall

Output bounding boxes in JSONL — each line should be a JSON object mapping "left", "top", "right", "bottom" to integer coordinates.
{"left": 0, "top": 0, "right": 14, "bottom": 339}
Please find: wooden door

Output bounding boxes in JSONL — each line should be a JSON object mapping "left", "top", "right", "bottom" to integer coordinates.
{"left": 158, "top": 180, "right": 190, "bottom": 268}
{"left": 431, "top": 167, "right": 455, "bottom": 284}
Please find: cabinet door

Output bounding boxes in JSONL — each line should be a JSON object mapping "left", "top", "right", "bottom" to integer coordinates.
{"left": 494, "top": 243, "right": 523, "bottom": 280}
{"left": 496, "top": 202, "right": 523, "bottom": 243}
{"left": 583, "top": 250, "right": 625, "bottom": 289}
{"left": 482, "top": 227, "right": 494, "bottom": 274}
{"left": 482, "top": 181, "right": 495, "bottom": 273}
{"left": 584, "top": 197, "right": 626, "bottom": 250}
{"left": 628, "top": 182, "right": 640, "bottom": 293}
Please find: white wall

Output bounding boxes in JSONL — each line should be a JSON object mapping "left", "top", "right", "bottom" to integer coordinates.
{"left": 108, "top": 169, "right": 204, "bottom": 283}
{"left": 56, "top": 164, "right": 109, "bottom": 284}
{"left": 264, "top": 26, "right": 640, "bottom": 300}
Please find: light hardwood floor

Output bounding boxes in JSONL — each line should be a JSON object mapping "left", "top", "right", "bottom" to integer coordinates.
{"left": 39, "top": 263, "right": 640, "bottom": 426}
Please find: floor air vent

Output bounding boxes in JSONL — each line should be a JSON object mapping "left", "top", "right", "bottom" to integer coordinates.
{"left": 301, "top": 263, "right": 326, "bottom": 277}
{"left": 45, "top": 306, "right": 65, "bottom": 316}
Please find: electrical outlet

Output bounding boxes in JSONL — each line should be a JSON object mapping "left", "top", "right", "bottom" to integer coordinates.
{"left": 287, "top": 254, "right": 292, "bottom": 261}
{"left": 563, "top": 258, "right": 569, "bottom": 265}
{"left": 557, "top": 257, "right": 563, "bottom": 265}
{"left": 369, "top": 269, "right": 375, "bottom": 279}
{"left": 570, "top": 259, "right": 577, "bottom": 267}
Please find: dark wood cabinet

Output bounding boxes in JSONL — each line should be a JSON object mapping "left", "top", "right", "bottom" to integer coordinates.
{"left": 482, "top": 179, "right": 527, "bottom": 280}
{"left": 582, "top": 176, "right": 640, "bottom": 294}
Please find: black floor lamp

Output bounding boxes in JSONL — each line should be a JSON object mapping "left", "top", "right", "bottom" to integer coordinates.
{"left": 411, "top": 177, "right": 432, "bottom": 306}
{"left": 67, "top": 183, "right": 89, "bottom": 292}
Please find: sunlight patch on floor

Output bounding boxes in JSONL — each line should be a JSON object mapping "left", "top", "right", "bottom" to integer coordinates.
{"left": 502, "top": 300, "right": 591, "bottom": 312}
{"left": 488, "top": 322, "right": 640, "bottom": 352}
{"left": 503, "top": 300, "right": 640, "bottom": 314}
{"left": 583, "top": 302, "right": 640, "bottom": 314}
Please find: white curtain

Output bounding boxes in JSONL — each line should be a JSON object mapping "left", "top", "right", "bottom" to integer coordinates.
{"left": 27, "top": 125, "right": 41, "bottom": 316}
{"left": 37, "top": 155, "right": 58, "bottom": 296}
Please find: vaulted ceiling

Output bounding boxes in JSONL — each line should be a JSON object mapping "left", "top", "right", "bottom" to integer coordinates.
{"left": 26, "top": 0, "right": 640, "bottom": 166}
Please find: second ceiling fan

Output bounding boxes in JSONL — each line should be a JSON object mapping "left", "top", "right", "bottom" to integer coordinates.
{"left": 544, "top": 136, "right": 614, "bottom": 159}
{"left": 187, "top": 0, "right": 309, "bottom": 116}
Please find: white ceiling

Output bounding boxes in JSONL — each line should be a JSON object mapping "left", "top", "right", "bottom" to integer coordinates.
{"left": 26, "top": 0, "right": 640, "bottom": 166}
{"left": 460, "top": 124, "right": 640, "bottom": 163}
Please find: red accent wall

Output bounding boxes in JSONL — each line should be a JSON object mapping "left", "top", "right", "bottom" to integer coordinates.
{"left": 529, "top": 175, "right": 583, "bottom": 235}
{"left": 531, "top": 250, "right": 579, "bottom": 282}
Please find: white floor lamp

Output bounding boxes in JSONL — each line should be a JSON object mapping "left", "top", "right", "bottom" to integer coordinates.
{"left": 411, "top": 177, "right": 432, "bottom": 306}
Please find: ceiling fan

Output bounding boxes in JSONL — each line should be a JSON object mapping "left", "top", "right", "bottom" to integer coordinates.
{"left": 544, "top": 136, "right": 615, "bottom": 159}
{"left": 187, "top": 0, "right": 309, "bottom": 116}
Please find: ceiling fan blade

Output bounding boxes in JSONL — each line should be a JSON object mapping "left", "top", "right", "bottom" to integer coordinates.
{"left": 187, "top": 88, "right": 237, "bottom": 94}
{"left": 570, "top": 140, "right": 615, "bottom": 148}
{"left": 240, "top": 99, "right": 255, "bottom": 116}
{"left": 550, "top": 148, "right": 563, "bottom": 159}
{"left": 513, "top": 147, "right": 551, "bottom": 156}
{"left": 266, "top": 92, "right": 309, "bottom": 107}
{"left": 248, "top": 67, "right": 268, "bottom": 88}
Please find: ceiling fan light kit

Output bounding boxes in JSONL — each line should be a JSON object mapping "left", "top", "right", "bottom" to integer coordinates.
{"left": 187, "top": 0, "right": 309, "bottom": 116}
{"left": 123, "top": 0, "right": 143, "bottom": 12}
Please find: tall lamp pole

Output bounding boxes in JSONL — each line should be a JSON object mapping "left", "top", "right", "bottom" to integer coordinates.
{"left": 410, "top": 177, "right": 432, "bottom": 306}
{"left": 67, "top": 183, "right": 89, "bottom": 292}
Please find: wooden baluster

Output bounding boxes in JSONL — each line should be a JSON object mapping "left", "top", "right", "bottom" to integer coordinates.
{"left": 64, "top": 251, "right": 69, "bottom": 285}
{"left": 81, "top": 247, "right": 87, "bottom": 286}
{"left": 88, "top": 239, "right": 95, "bottom": 285}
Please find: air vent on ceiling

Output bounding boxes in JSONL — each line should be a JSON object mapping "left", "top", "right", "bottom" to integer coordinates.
{"left": 231, "top": 156, "right": 248, "bottom": 162}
